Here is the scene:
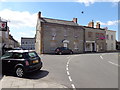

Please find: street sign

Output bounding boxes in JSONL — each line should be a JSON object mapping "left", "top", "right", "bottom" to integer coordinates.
{"left": 0, "top": 21, "right": 7, "bottom": 31}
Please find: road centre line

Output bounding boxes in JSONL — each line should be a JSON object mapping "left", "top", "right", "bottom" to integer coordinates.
{"left": 71, "top": 84, "right": 76, "bottom": 90}
{"left": 67, "top": 61, "right": 70, "bottom": 65}
{"left": 100, "top": 55, "right": 103, "bottom": 59}
{"left": 66, "top": 55, "right": 76, "bottom": 89}
{"left": 67, "top": 58, "right": 71, "bottom": 65}
{"left": 68, "top": 76, "right": 72, "bottom": 82}
{"left": 67, "top": 71, "right": 70, "bottom": 75}
{"left": 66, "top": 67, "right": 69, "bottom": 71}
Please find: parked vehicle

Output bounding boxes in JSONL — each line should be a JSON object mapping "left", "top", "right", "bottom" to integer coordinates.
{"left": 12, "top": 47, "right": 23, "bottom": 50}
{"left": 55, "top": 47, "right": 73, "bottom": 55}
{"left": 0, "top": 50, "right": 42, "bottom": 77}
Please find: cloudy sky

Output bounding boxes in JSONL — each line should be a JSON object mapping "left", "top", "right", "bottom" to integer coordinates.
{"left": 0, "top": 0, "right": 119, "bottom": 43}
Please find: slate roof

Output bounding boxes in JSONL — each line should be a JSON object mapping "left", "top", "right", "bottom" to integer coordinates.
{"left": 40, "top": 17, "right": 79, "bottom": 26}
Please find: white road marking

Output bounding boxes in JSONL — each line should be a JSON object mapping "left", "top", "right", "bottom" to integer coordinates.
{"left": 67, "top": 71, "right": 70, "bottom": 75}
{"left": 108, "top": 61, "right": 120, "bottom": 67}
{"left": 67, "top": 58, "right": 71, "bottom": 65}
{"left": 71, "top": 84, "right": 76, "bottom": 89}
{"left": 68, "top": 76, "right": 72, "bottom": 82}
{"left": 66, "top": 55, "right": 76, "bottom": 89}
{"left": 67, "top": 62, "right": 69, "bottom": 65}
{"left": 100, "top": 55, "right": 103, "bottom": 59}
{"left": 66, "top": 67, "right": 69, "bottom": 71}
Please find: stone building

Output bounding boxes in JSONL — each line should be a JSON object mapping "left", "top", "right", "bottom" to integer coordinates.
{"left": 21, "top": 37, "right": 35, "bottom": 50}
{"left": 84, "top": 21, "right": 106, "bottom": 52}
{"left": 0, "top": 19, "right": 9, "bottom": 56}
{"left": 35, "top": 12, "right": 84, "bottom": 54}
{"left": 106, "top": 29, "right": 116, "bottom": 51}
{"left": 9, "top": 34, "right": 19, "bottom": 49}
{"left": 0, "top": 18, "right": 19, "bottom": 55}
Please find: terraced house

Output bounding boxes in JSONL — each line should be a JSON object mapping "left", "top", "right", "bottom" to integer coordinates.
{"left": 35, "top": 12, "right": 116, "bottom": 54}
{"left": 84, "top": 21, "right": 106, "bottom": 52}
{"left": 35, "top": 12, "right": 84, "bottom": 54}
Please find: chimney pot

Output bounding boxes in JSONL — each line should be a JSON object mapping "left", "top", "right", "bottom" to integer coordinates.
{"left": 96, "top": 22, "right": 100, "bottom": 29}
{"left": 38, "top": 11, "right": 41, "bottom": 19}
{"left": 72, "top": 18, "right": 77, "bottom": 23}
{"left": 88, "top": 20, "right": 94, "bottom": 28}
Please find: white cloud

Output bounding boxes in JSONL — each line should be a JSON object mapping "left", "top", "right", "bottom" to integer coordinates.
{"left": 0, "top": 9, "right": 37, "bottom": 28}
{"left": 0, "top": 0, "right": 6, "bottom": 1}
{"left": 76, "top": 0, "right": 120, "bottom": 6}
{"left": 96, "top": 20, "right": 120, "bottom": 26}
{"left": 14, "top": 30, "right": 35, "bottom": 43}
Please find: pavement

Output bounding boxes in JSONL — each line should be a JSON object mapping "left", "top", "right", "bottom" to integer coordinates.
{"left": 0, "top": 68, "right": 68, "bottom": 88}
{"left": 1, "top": 75, "right": 67, "bottom": 88}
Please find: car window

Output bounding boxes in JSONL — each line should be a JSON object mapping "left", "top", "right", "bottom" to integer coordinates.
{"left": 13, "top": 53, "right": 23, "bottom": 59}
{"left": 1, "top": 52, "right": 13, "bottom": 59}
{"left": 28, "top": 52, "right": 38, "bottom": 58}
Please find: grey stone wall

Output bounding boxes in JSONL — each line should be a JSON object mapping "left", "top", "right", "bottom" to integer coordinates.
{"left": 42, "top": 23, "right": 84, "bottom": 54}
{"left": 35, "top": 19, "right": 42, "bottom": 55}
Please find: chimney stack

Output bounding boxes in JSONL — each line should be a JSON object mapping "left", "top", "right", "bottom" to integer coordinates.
{"left": 38, "top": 11, "right": 41, "bottom": 19}
{"left": 72, "top": 18, "right": 77, "bottom": 23}
{"left": 88, "top": 20, "right": 94, "bottom": 28}
{"left": 96, "top": 22, "right": 100, "bottom": 29}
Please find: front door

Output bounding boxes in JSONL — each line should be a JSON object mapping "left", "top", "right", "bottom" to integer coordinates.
{"left": 92, "top": 43, "right": 95, "bottom": 52}
{"left": 63, "top": 43, "right": 68, "bottom": 48}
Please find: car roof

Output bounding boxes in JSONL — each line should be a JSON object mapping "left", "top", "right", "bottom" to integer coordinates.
{"left": 8, "top": 50, "right": 35, "bottom": 53}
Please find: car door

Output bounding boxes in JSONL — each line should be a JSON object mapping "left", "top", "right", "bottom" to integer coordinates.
{"left": 1, "top": 52, "right": 14, "bottom": 71}
{"left": 63, "top": 47, "right": 68, "bottom": 54}
{"left": 11, "top": 53, "right": 24, "bottom": 70}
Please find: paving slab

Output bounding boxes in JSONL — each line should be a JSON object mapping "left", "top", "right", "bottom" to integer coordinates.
{"left": 1, "top": 75, "right": 67, "bottom": 88}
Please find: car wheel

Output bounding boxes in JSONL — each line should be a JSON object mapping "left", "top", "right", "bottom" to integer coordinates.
{"left": 15, "top": 67, "right": 24, "bottom": 77}
{"left": 59, "top": 52, "right": 62, "bottom": 55}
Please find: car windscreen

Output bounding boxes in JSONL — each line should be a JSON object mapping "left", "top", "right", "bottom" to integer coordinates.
{"left": 28, "top": 52, "right": 38, "bottom": 58}
{"left": 1, "top": 52, "right": 13, "bottom": 59}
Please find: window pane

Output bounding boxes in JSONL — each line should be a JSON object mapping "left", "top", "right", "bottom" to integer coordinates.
{"left": 28, "top": 52, "right": 38, "bottom": 58}
{"left": 1, "top": 52, "right": 13, "bottom": 59}
{"left": 88, "top": 32, "right": 92, "bottom": 37}
{"left": 13, "top": 53, "right": 23, "bottom": 59}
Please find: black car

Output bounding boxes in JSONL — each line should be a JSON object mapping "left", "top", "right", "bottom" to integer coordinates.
{"left": 0, "top": 50, "right": 42, "bottom": 77}
{"left": 55, "top": 47, "right": 73, "bottom": 55}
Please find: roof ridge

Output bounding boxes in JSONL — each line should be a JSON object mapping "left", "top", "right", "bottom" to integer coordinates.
{"left": 42, "top": 17, "right": 74, "bottom": 23}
